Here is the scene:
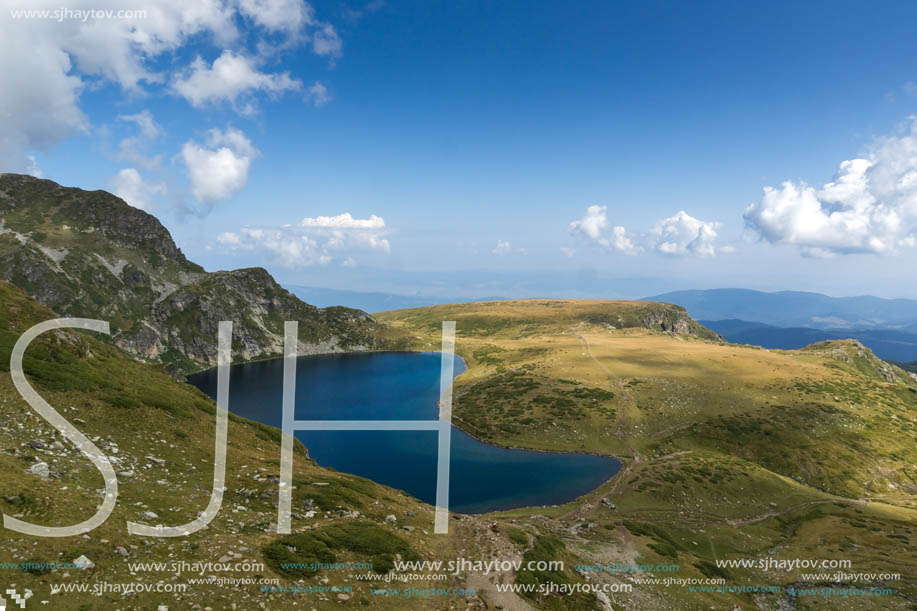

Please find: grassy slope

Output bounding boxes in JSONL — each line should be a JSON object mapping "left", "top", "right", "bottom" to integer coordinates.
{"left": 0, "top": 281, "right": 475, "bottom": 610}
{"left": 379, "top": 299, "right": 917, "bottom": 610}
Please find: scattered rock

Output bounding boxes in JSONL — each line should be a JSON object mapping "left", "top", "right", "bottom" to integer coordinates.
{"left": 28, "top": 440, "right": 46, "bottom": 450}
{"left": 596, "top": 590, "right": 614, "bottom": 611}
{"left": 49, "top": 441, "right": 65, "bottom": 451}
{"left": 73, "top": 555, "right": 95, "bottom": 570}
{"left": 115, "top": 546, "right": 129, "bottom": 558}
{"left": 142, "top": 511, "right": 159, "bottom": 520}
{"left": 28, "top": 462, "right": 49, "bottom": 479}
{"left": 385, "top": 514, "right": 397, "bottom": 524}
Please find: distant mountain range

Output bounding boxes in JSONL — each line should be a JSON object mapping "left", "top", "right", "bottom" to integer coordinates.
{"left": 286, "top": 285, "right": 504, "bottom": 313}
{"left": 700, "top": 319, "right": 917, "bottom": 363}
{"left": 646, "top": 288, "right": 917, "bottom": 330}
{"left": 646, "top": 288, "right": 917, "bottom": 363}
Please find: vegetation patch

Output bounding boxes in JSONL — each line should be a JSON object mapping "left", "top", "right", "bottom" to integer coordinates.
{"left": 262, "top": 522, "right": 421, "bottom": 578}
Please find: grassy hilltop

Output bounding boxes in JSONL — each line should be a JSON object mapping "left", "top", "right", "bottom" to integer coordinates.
{"left": 380, "top": 299, "right": 917, "bottom": 609}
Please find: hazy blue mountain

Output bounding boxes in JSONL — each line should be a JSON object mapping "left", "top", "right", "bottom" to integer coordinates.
{"left": 287, "top": 285, "right": 506, "bottom": 313}
{"left": 646, "top": 288, "right": 917, "bottom": 329}
{"left": 702, "top": 319, "right": 917, "bottom": 362}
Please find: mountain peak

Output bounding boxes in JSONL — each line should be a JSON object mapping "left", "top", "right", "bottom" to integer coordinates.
{"left": 0, "top": 175, "right": 403, "bottom": 371}
{"left": 0, "top": 173, "right": 193, "bottom": 267}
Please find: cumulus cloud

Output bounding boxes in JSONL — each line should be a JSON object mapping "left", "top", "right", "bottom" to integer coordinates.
{"left": 237, "top": 0, "right": 314, "bottom": 34}
{"left": 217, "top": 212, "right": 391, "bottom": 267}
{"left": 299, "top": 212, "right": 384, "bottom": 228}
{"left": 0, "top": 0, "right": 339, "bottom": 171}
{"left": 107, "top": 168, "right": 167, "bottom": 211}
{"left": 744, "top": 120, "right": 917, "bottom": 256}
{"left": 180, "top": 127, "right": 258, "bottom": 204}
{"left": 172, "top": 51, "right": 302, "bottom": 112}
{"left": 568, "top": 205, "right": 723, "bottom": 257}
{"left": 651, "top": 211, "right": 721, "bottom": 257}
{"left": 568, "top": 205, "right": 640, "bottom": 255}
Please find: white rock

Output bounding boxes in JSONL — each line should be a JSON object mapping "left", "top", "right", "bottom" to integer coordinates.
{"left": 28, "top": 462, "right": 49, "bottom": 479}
{"left": 73, "top": 555, "right": 95, "bottom": 570}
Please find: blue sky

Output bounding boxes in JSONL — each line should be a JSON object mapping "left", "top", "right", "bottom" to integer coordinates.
{"left": 5, "top": 0, "right": 917, "bottom": 298}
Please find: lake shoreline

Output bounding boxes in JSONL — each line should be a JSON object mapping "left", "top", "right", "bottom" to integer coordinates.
{"left": 188, "top": 349, "right": 623, "bottom": 514}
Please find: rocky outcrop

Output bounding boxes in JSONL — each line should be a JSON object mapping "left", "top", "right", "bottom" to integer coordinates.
{"left": 801, "top": 339, "right": 902, "bottom": 383}
{"left": 637, "top": 304, "right": 723, "bottom": 340}
{"left": 0, "top": 174, "right": 396, "bottom": 371}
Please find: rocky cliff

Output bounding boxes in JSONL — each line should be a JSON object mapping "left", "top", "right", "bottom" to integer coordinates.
{"left": 0, "top": 173, "right": 400, "bottom": 370}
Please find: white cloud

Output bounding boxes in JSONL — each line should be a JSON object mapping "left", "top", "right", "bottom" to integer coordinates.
{"left": 0, "top": 0, "right": 339, "bottom": 171}
{"left": 568, "top": 205, "right": 640, "bottom": 255}
{"left": 180, "top": 127, "right": 258, "bottom": 204}
{"left": 312, "top": 24, "right": 342, "bottom": 58}
{"left": 568, "top": 205, "right": 723, "bottom": 257}
{"left": 118, "top": 109, "right": 161, "bottom": 140}
{"left": 218, "top": 212, "right": 391, "bottom": 267}
{"left": 107, "top": 168, "right": 167, "bottom": 211}
{"left": 491, "top": 240, "right": 526, "bottom": 256}
{"left": 237, "top": 0, "right": 314, "bottom": 34}
{"left": 116, "top": 109, "right": 163, "bottom": 168}
{"left": 568, "top": 205, "right": 609, "bottom": 244}
{"left": 744, "top": 120, "right": 917, "bottom": 256}
{"left": 306, "top": 82, "right": 332, "bottom": 107}
{"left": 172, "top": 51, "right": 301, "bottom": 112}
{"left": 299, "top": 212, "right": 385, "bottom": 228}
{"left": 217, "top": 231, "right": 242, "bottom": 245}
{"left": 560, "top": 246, "right": 575, "bottom": 258}
{"left": 651, "top": 211, "right": 721, "bottom": 258}
{"left": 25, "top": 156, "right": 44, "bottom": 178}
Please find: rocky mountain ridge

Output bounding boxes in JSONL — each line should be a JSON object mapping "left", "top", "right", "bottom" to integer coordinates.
{"left": 0, "top": 173, "right": 401, "bottom": 371}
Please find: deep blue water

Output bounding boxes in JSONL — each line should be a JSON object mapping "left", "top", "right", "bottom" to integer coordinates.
{"left": 188, "top": 351, "right": 620, "bottom": 513}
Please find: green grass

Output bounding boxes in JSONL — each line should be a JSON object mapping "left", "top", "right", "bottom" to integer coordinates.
{"left": 262, "top": 522, "right": 421, "bottom": 577}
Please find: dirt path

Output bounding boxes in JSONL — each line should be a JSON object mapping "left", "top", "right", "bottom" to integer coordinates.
{"left": 465, "top": 564, "right": 536, "bottom": 611}
{"left": 570, "top": 327, "right": 640, "bottom": 461}
{"left": 725, "top": 498, "right": 864, "bottom": 526}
